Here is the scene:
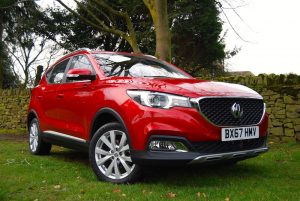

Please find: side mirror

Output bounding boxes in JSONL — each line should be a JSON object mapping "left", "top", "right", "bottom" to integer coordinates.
{"left": 66, "top": 68, "right": 96, "bottom": 81}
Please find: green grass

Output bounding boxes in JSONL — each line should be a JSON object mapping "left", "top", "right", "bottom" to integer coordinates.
{"left": 0, "top": 140, "right": 299, "bottom": 201}
{"left": 0, "top": 129, "right": 26, "bottom": 135}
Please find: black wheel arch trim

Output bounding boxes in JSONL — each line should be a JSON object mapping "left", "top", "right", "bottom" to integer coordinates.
{"left": 90, "top": 107, "right": 132, "bottom": 147}
{"left": 27, "top": 109, "right": 39, "bottom": 130}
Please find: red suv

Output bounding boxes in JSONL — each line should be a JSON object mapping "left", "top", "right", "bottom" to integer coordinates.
{"left": 28, "top": 48, "right": 268, "bottom": 183}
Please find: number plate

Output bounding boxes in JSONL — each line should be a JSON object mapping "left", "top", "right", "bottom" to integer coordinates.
{"left": 221, "top": 126, "right": 259, "bottom": 141}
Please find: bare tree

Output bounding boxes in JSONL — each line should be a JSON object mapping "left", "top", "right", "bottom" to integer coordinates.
{"left": 7, "top": 34, "right": 47, "bottom": 87}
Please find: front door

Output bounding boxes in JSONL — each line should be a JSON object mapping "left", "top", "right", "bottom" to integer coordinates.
{"left": 54, "top": 55, "right": 97, "bottom": 140}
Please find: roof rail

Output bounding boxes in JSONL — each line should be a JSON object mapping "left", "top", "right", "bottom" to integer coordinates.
{"left": 70, "top": 48, "right": 92, "bottom": 55}
{"left": 77, "top": 48, "right": 91, "bottom": 52}
{"left": 144, "top": 54, "right": 157, "bottom": 59}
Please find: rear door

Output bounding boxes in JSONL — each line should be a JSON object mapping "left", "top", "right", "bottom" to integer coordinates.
{"left": 39, "top": 58, "right": 71, "bottom": 132}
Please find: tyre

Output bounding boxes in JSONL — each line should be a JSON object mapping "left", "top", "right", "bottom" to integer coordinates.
{"left": 89, "top": 122, "right": 141, "bottom": 183}
{"left": 28, "top": 118, "right": 52, "bottom": 155}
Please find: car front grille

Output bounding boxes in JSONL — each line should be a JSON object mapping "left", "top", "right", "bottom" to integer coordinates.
{"left": 192, "top": 136, "right": 267, "bottom": 154}
{"left": 198, "top": 97, "right": 264, "bottom": 126}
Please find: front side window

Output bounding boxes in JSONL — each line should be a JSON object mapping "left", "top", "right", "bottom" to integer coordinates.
{"left": 92, "top": 53, "right": 190, "bottom": 78}
{"left": 69, "top": 55, "right": 93, "bottom": 71}
{"left": 48, "top": 59, "right": 70, "bottom": 84}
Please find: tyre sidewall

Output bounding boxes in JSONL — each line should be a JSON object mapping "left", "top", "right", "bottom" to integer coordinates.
{"left": 89, "top": 122, "right": 141, "bottom": 184}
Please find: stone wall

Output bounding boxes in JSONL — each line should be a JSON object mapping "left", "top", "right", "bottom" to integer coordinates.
{"left": 214, "top": 74, "right": 300, "bottom": 141}
{"left": 0, "top": 89, "right": 30, "bottom": 130}
{"left": 0, "top": 74, "right": 299, "bottom": 141}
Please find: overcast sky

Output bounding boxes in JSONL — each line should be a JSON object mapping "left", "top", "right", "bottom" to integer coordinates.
{"left": 37, "top": 0, "right": 300, "bottom": 75}
{"left": 222, "top": 0, "right": 300, "bottom": 75}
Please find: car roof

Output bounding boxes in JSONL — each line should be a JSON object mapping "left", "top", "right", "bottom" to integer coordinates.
{"left": 46, "top": 49, "right": 157, "bottom": 73}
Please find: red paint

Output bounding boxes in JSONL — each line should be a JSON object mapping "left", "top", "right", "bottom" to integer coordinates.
{"left": 28, "top": 50, "right": 268, "bottom": 150}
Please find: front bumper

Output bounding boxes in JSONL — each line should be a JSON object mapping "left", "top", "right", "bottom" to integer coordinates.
{"left": 131, "top": 147, "right": 268, "bottom": 166}
{"left": 131, "top": 135, "right": 268, "bottom": 165}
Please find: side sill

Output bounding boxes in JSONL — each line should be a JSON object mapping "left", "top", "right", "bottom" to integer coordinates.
{"left": 42, "top": 130, "right": 88, "bottom": 151}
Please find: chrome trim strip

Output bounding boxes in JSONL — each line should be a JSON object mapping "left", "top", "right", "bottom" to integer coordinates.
{"left": 189, "top": 147, "right": 268, "bottom": 164}
{"left": 44, "top": 130, "right": 86, "bottom": 143}
{"left": 190, "top": 96, "right": 266, "bottom": 128}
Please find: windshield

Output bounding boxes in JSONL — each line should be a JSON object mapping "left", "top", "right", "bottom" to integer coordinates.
{"left": 92, "top": 53, "right": 190, "bottom": 78}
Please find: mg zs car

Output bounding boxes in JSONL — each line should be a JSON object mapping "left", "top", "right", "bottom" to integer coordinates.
{"left": 28, "top": 48, "right": 268, "bottom": 183}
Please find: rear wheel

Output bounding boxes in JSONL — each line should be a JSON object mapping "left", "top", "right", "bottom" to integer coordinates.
{"left": 89, "top": 122, "right": 141, "bottom": 183}
{"left": 28, "top": 118, "right": 52, "bottom": 155}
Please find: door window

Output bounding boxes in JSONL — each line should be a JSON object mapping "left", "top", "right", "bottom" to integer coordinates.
{"left": 68, "top": 55, "right": 94, "bottom": 71}
{"left": 48, "top": 59, "right": 70, "bottom": 84}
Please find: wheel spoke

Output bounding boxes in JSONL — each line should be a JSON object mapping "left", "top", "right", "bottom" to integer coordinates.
{"left": 33, "top": 124, "right": 37, "bottom": 135}
{"left": 122, "top": 156, "right": 132, "bottom": 162}
{"left": 119, "top": 144, "right": 129, "bottom": 153}
{"left": 30, "top": 138, "right": 34, "bottom": 144}
{"left": 96, "top": 155, "right": 113, "bottom": 165}
{"left": 95, "top": 147, "right": 109, "bottom": 155}
{"left": 114, "top": 159, "right": 121, "bottom": 179}
{"left": 34, "top": 140, "right": 38, "bottom": 149}
{"left": 30, "top": 127, "right": 35, "bottom": 136}
{"left": 105, "top": 159, "right": 114, "bottom": 176}
{"left": 100, "top": 135, "right": 113, "bottom": 150}
{"left": 119, "top": 133, "right": 126, "bottom": 149}
{"left": 109, "top": 131, "right": 116, "bottom": 151}
{"left": 119, "top": 157, "right": 131, "bottom": 173}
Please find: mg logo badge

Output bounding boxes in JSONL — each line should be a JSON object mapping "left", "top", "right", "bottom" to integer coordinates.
{"left": 231, "top": 103, "right": 243, "bottom": 119}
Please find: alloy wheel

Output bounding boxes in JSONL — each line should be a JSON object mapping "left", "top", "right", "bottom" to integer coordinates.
{"left": 29, "top": 122, "right": 39, "bottom": 152}
{"left": 94, "top": 130, "right": 135, "bottom": 180}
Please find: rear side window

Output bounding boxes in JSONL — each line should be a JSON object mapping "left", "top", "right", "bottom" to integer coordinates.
{"left": 48, "top": 59, "right": 70, "bottom": 84}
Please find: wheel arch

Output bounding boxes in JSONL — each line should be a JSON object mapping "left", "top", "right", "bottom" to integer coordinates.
{"left": 27, "top": 109, "right": 39, "bottom": 131}
{"left": 89, "top": 107, "right": 131, "bottom": 146}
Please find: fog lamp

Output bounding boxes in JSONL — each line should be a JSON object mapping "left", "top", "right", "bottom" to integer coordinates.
{"left": 149, "top": 140, "right": 188, "bottom": 152}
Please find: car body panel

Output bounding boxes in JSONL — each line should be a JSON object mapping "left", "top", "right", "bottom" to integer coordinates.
{"left": 28, "top": 50, "right": 268, "bottom": 164}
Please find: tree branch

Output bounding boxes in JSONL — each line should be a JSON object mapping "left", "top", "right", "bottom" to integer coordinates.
{"left": 0, "top": 0, "right": 31, "bottom": 9}
{"left": 219, "top": 6, "right": 250, "bottom": 43}
{"left": 56, "top": 0, "right": 141, "bottom": 52}
{"left": 7, "top": 47, "right": 25, "bottom": 70}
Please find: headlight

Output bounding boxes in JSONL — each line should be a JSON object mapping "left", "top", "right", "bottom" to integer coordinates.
{"left": 127, "top": 90, "right": 191, "bottom": 109}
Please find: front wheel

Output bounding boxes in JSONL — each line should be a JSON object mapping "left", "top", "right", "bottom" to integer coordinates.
{"left": 89, "top": 122, "right": 141, "bottom": 183}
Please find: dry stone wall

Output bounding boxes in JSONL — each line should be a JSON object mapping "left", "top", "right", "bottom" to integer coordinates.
{"left": 0, "top": 89, "right": 30, "bottom": 130}
{"left": 0, "top": 74, "right": 299, "bottom": 142}
{"left": 215, "top": 74, "right": 300, "bottom": 142}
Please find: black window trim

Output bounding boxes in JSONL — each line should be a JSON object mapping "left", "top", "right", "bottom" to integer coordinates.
{"left": 46, "top": 57, "right": 72, "bottom": 85}
{"left": 46, "top": 54, "right": 96, "bottom": 85}
{"left": 64, "top": 54, "right": 97, "bottom": 83}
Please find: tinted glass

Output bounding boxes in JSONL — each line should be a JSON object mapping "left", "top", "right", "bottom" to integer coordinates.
{"left": 48, "top": 59, "right": 70, "bottom": 84}
{"left": 92, "top": 53, "right": 189, "bottom": 78}
{"left": 69, "top": 55, "right": 93, "bottom": 71}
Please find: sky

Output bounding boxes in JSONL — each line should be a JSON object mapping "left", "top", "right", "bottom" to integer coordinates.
{"left": 222, "top": 0, "right": 300, "bottom": 75}
{"left": 37, "top": 0, "right": 300, "bottom": 75}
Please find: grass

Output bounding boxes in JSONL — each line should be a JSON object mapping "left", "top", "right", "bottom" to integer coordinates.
{"left": 0, "top": 129, "right": 26, "bottom": 135}
{"left": 0, "top": 139, "right": 299, "bottom": 201}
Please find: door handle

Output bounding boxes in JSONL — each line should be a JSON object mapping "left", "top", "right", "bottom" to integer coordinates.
{"left": 57, "top": 94, "right": 64, "bottom": 99}
{"left": 82, "top": 83, "right": 89, "bottom": 88}
{"left": 37, "top": 95, "right": 42, "bottom": 100}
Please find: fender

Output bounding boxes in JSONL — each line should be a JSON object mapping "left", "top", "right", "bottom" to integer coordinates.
{"left": 89, "top": 107, "right": 132, "bottom": 147}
